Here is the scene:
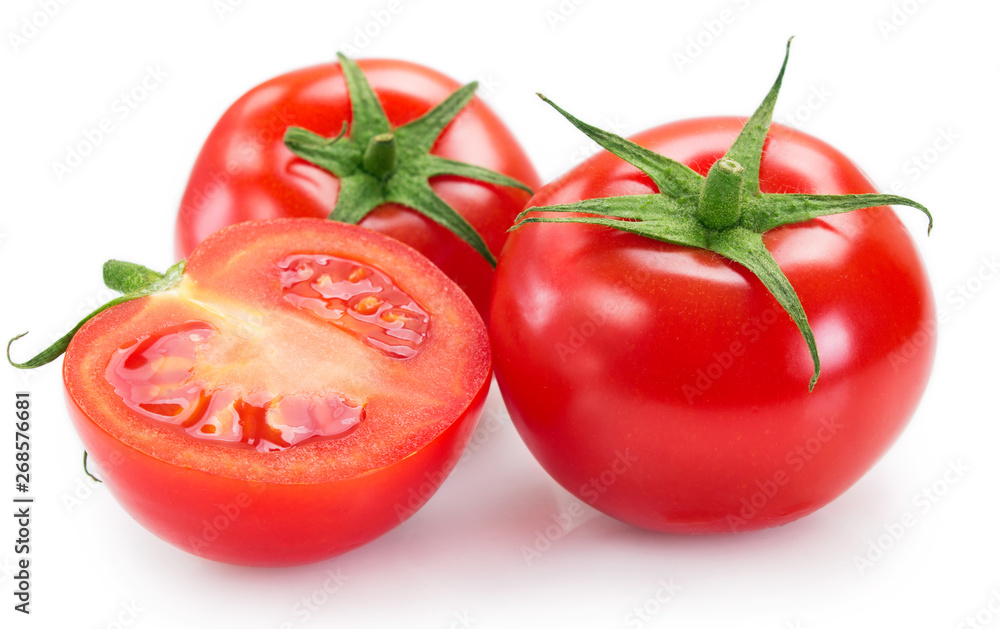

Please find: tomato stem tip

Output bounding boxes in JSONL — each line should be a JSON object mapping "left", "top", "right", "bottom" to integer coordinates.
{"left": 362, "top": 133, "right": 398, "bottom": 180}
{"left": 698, "top": 157, "right": 744, "bottom": 230}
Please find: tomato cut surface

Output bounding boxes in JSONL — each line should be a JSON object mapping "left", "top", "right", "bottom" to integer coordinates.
{"left": 63, "top": 218, "right": 490, "bottom": 564}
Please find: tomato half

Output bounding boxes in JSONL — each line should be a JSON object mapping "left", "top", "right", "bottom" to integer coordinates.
{"left": 490, "top": 118, "right": 935, "bottom": 533}
{"left": 64, "top": 218, "right": 490, "bottom": 565}
{"left": 175, "top": 59, "right": 540, "bottom": 318}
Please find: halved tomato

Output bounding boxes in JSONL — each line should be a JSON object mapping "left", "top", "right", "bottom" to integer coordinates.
{"left": 59, "top": 218, "right": 490, "bottom": 565}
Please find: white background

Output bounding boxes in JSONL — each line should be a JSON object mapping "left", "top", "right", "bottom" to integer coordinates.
{"left": 1, "top": 0, "right": 998, "bottom": 627}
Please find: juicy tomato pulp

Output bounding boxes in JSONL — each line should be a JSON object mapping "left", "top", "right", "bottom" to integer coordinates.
{"left": 279, "top": 254, "right": 429, "bottom": 359}
{"left": 491, "top": 119, "right": 935, "bottom": 533}
{"left": 175, "top": 59, "right": 541, "bottom": 318}
{"left": 64, "top": 219, "right": 491, "bottom": 565}
{"left": 108, "top": 319, "right": 366, "bottom": 455}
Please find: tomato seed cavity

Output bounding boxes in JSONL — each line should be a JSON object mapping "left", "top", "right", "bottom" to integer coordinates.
{"left": 105, "top": 321, "right": 364, "bottom": 452}
{"left": 278, "top": 253, "right": 429, "bottom": 359}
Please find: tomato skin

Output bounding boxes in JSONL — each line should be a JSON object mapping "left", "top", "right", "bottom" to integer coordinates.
{"left": 65, "top": 371, "right": 486, "bottom": 566}
{"left": 490, "top": 118, "right": 935, "bottom": 533}
{"left": 64, "top": 218, "right": 491, "bottom": 564}
{"left": 175, "top": 59, "right": 540, "bottom": 318}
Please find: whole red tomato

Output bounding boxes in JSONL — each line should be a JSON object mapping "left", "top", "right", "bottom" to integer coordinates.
{"left": 490, "top": 51, "right": 934, "bottom": 533}
{"left": 14, "top": 218, "right": 490, "bottom": 565}
{"left": 175, "top": 57, "right": 539, "bottom": 318}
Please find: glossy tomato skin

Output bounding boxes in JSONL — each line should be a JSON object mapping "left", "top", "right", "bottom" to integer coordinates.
{"left": 491, "top": 118, "right": 935, "bottom": 533}
{"left": 65, "top": 218, "right": 492, "bottom": 565}
{"left": 176, "top": 60, "right": 540, "bottom": 318}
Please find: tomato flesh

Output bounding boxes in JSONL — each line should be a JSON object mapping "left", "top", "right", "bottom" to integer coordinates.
{"left": 65, "top": 218, "right": 490, "bottom": 564}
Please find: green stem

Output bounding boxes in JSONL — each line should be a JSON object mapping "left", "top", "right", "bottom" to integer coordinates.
{"left": 83, "top": 451, "right": 102, "bottom": 484}
{"left": 8, "top": 260, "right": 185, "bottom": 370}
{"left": 283, "top": 55, "right": 534, "bottom": 267}
{"left": 698, "top": 157, "right": 744, "bottom": 230}
{"left": 520, "top": 40, "right": 933, "bottom": 391}
{"left": 362, "top": 133, "right": 397, "bottom": 180}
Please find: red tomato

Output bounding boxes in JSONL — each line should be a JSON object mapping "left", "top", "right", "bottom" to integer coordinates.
{"left": 490, "top": 118, "right": 935, "bottom": 533}
{"left": 64, "top": 218, "right": 490, "bottom": 565}
{"left": 175, "top": 59, "right": 540, "bottom": 318}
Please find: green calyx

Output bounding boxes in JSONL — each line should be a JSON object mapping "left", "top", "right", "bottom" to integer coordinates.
{"left": 283, "top": 53, "right": 534, "bottom": 267}
{"left": 8, "top": 259, "right": 185, "bottom": 369}
{"left": 513, "top": 39, "right": 932, "bottom": 391}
